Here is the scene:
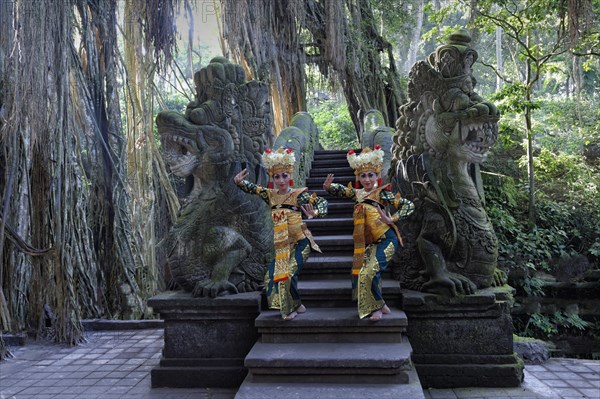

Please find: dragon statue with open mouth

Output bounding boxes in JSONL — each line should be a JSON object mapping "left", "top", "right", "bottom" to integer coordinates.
{"left": 391, "top": 30, "right": 507, "bottom": 296}
{"left": 157, "top": 57, "right": 273, "bottom": 297}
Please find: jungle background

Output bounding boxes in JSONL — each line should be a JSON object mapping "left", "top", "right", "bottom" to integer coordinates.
{"left": 0, "top": 0, "right": 598, "bottom": 359}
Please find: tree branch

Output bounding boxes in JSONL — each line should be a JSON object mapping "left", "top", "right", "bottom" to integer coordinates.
{"left": 573, "top": 50, "right": 600, "bottom": 57}
{"left": 478, "top": 60, "right": 514, "bottom": 84}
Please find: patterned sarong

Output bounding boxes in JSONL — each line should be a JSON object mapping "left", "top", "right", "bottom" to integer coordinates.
{"left": 352, "top": 203, "right": 366, "bottom": 278}
{"left": 272, "top": 209, "right": 290, "bottom": 283}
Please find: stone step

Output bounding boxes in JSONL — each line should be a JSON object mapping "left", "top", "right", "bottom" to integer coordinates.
{"left": 315, "top": 150, "right": 350, "bottom": 157}
{"left": 306, "top": 176, "right": 355, "bottom": 186}
{"left": 309, "top": 155, "right": 344, "bottom": 162}
{"left": 244, "top": 341, "right": 414, "bottom": 384}
{"left": 305, "top": 217, "right": 354, "bottom": 234}
{"left": 310, "top": 167, "right": 354, "bottom": 176}
{"left": 302, "top": 254, "right": 393, "bottom": 280}
{"left": 298, "top": 278, "right": 402, "bottom": 308}
{"left": 304, "top": 254, "right": 353, "bottom": 270}
{"left": 256, "top": 307, "right": 407, "bottom": 343}
{"left": 300, "top": 255, "right": 352, "bottom": 281}
{"left": 309, "top": 239, "right": 356, "bottom": 268}
{"left": 313, "top": 150, "right": 361, "bottom": 158}
{"left": 309, "top": 248, "right": 353, "bottom": 260}
{"left": 310, "top": 189, "right": 355, "bottom": 199}
{"left": 312, "top": 159, "right": 351, "bottom": 168}
{"left": 312, "top": 154, "right": 349, "bottom": 162}
{"left": 302, "top": 261, "right": 394, "bottom": 282}
{"left": 313, "top": 234, "right": 354, "bottom": 249}
{"left": 235, "top": 369, "right": 425, "bottom": 399}
{"left": 314, "top": 195, "right": 355, "bottom": 204}
{"left": 321, "top": 202, "right": 354, "bottom": 215}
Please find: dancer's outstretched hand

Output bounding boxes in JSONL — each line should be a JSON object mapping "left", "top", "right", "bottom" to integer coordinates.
{"left": 234, "top": 169, "right": 249, "bottom": 185}
{"left": 301, "top": 203, "right": 317, "bottom": 219}
{"left": 323, "top": 174, "right": 335, "bottom": 191}
{"left": 376, "top": 205, "right": 393, "bottom": 225}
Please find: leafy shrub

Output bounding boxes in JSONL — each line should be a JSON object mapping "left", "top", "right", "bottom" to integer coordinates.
{"left": 535, "top": 101, "right": 598, "bottom": 153}
{"left": 517, "top": 311, "right": 590, "bottom": 339}
{"left": 485, "top": 178, "right": 599, "bottom": 275}
{"left": 483, "top": 95, "right": 600, "bottom": 281}
{"left": 309, "top": 101, "right": 358, "bottom": 150}
{"left": 528, "top": 148, "right": 600, "bottom": 208}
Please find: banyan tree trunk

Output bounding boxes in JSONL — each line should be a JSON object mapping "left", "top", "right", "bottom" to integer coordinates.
{"left": 220, "top": 0, "right": 306, "bottom": 134}
{"left": 219, "top": 0, "right": 404, "bottom": 140}
{"left": 0, "top": 0, "right": 179, "bottom": 350}
{"left": 0, "top": 0, "right": 102, "bottom": 345}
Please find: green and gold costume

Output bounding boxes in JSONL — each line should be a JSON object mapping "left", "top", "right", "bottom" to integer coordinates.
{"left": 238, "top": 180, "right": 328, "bottom": 318}
{"left": 326, "top": 183, "right": 414, "bottom": 318}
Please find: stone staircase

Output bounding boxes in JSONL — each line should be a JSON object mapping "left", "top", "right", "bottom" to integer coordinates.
{"left": 235, "top": 150, "right": 424, "bottom": 399}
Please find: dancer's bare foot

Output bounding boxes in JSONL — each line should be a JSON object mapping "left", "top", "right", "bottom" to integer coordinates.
{"left": 369, "top": 310, "right": 383, "bottom": 321}
{"left": 382, "top": 304, "right": 391, "bottom": 314}
{"left": 297, "top": 304, "right": 306, "bottom": 314}
{"left": 283, "top": 311, "right": 298, "bottom": 321}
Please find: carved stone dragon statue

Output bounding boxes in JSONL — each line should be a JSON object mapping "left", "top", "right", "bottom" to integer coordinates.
{"left": 391, "top": 30, "right": 507, "bottom": 296}
{"left": 157, "top": 57, "right": 274, "bottom": 297}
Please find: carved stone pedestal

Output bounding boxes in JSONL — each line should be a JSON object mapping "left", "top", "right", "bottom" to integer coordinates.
{"left": 402, "top": 286, "right": 524, "bottom": 388}
{"left": 148, "top": 291, "right": 261, "bottom": 388}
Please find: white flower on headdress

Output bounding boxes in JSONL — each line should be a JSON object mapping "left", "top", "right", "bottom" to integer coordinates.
{"left": 347, "top": 145, "right": 384, "bottom": 175}
{"left": 262, "top": 147, "right": 296, "bottom": 176}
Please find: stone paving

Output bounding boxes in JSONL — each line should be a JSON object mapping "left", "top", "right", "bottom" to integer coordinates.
{"left": 0, "top": 328, "right": 598, "bottom": 399}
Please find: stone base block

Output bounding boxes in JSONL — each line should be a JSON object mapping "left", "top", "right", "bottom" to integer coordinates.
{"left": 148, "top": 290, "right": 262, "bottom": 388}
{"left": 402, "top": 286, "right": 524, "bottom": 388}
{"left": 411, "top": 354, "right": 524, "bottom": 388}
{"left": 151, "top": 358, "right": 247, "bottom": 388}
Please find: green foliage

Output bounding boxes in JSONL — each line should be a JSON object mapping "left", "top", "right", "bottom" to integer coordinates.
{"left": 486, "top": 178, "right": 599, "bottom": 274}
{"left": 526, "top": 313, "right": 558, "bottom": 336}
{"left": 490, "top": 83, "right": 540, "bottom": 113}
{"left": 418, "top": 1, "right": 473, "bottom": 58}
{"left": 309, "top": 100, "right": 358, "bottom": 150}
{"left": 530, "top": 148, "right": 600, "bottom": 208}
{"left": 522, "top": 276, "right": 546, "bottom": 297}
{"left": 484, "top": 104, "right": 600, "bottom": 282}
{"left": 520, "top": 311, "right": 591, "bottom": 339}
{"left": 553, "top": 310, "right": 590, "bottom": 331}
{"left": 163, "top": 91, "right": 190, "bottom": 114}
{"left": 370, "top": 0, "right": 413, "bottom": 33}
{"left": 531, "top": 99, "right": 600, "bottom": 153}
{"left": 485, "top": 178, "right": 560, "bottom": 287}
{"left": 473, "top": 0, "right": 567, "bottom": 59}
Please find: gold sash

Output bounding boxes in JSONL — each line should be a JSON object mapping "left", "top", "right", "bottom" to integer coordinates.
{"left": 352, "top": 203, "right": 366, "bottom": 277}
{"left": 272, "top": 208, "right": 291, "bottom": 282}
{"left": 270, "top": 188, "right": 318, "bottom": 282}
{"left": 351, "top": 186, "right": 392, "bottom": 276}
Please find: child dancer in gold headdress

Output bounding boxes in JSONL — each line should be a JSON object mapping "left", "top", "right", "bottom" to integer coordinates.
{"left": 234, "top": 147, "right": 328, "bottom": 320}
{"left": 323, "top": 146, "right": 414, "bottom": 321}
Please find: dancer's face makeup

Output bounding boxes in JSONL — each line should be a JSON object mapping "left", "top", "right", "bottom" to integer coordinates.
{"left": 358, "top": 171, "right": 377, "bottom": 190}
{"left": 273, "top": 172, "right": 291, "bottom": 191}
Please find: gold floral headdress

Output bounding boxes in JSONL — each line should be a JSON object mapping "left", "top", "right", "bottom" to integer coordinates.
{"left": 347, "top": 145, "right": 384, "bottom": 175}
{"left": 262, "top": 147, "right": 296, "bottom": 176}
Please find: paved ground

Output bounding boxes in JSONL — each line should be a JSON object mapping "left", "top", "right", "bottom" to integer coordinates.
{"left": 0, "top": 328, "right": 598, "bottom": 399}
